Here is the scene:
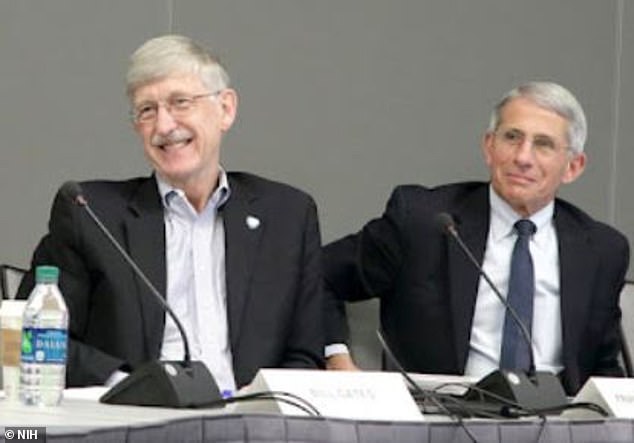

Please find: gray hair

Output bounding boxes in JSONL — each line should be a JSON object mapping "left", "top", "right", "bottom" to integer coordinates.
{"left": 126, "top": 35, "right": 230, "bottom": 98}
{"left": 487, "top": 81, "right": 587, "bottom": 154}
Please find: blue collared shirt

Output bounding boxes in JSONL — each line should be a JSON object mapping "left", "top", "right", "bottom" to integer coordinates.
{"left": 156, "top": 170, "right": 237, "bottom": 392}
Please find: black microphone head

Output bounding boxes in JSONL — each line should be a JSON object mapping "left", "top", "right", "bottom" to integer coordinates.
{"left": 60, "top": 181, "right": 86, "bottom": 206}
{"left": 435, "top": 212, "right": 456, "bottom": 234}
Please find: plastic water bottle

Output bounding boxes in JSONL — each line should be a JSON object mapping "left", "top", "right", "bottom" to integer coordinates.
{"left": 20, "top": 265, "right": 69, "bottom": 406}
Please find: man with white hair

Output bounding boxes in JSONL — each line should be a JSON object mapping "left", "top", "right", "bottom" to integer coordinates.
{"left": 325, "top": 81, "right": 630, "bottom": 395}
{"left": 19, "top": 35, "right": 325, "bottom": 392}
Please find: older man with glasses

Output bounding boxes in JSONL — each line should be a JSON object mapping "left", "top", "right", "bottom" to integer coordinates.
{"left": 18, "top": 35, "right": 325, "bottom": 393}
{"left": 325, "top": 81, "right": 630, "bottom": 396}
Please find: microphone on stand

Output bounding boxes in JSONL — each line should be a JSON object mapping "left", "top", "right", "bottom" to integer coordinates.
{"left": 61, "top": 181, "right": 222, "bottom": 408}
{"left": 435, "top": 212, "right": 567, "bottom": 413}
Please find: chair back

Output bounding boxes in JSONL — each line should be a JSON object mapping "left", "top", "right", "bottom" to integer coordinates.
{"left": 1, "top": 264, "right": 27, "bottom": 300}
{"left": 620, "top": 280, "right": 634, "bottom": 377}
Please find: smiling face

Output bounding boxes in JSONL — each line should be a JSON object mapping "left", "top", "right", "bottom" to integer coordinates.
{"left": 132, "top": 72, "right": 237, "bottom": 196}
{"left": 482, "top": 97, "right": 586, "bottom": 217}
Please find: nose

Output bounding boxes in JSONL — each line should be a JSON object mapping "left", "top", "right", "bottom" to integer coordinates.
{"left": 514, "top": 138, "right": 536, "bottom": 166}
{"left": 154, "top": 105, "right": 178, "bottom": 135}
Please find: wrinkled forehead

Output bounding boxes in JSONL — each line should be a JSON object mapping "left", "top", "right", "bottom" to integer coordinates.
{"left": 497, "top": 97, "right": 570, "bottom": 141}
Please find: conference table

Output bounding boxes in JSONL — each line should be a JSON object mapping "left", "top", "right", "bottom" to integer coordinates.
{"left": 1, "top": 387, "right": 633, "bottom": 443}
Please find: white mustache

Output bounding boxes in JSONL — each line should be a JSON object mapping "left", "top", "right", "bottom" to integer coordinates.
{"left": 151, "top": 128, "right": 193, "bottom": 147}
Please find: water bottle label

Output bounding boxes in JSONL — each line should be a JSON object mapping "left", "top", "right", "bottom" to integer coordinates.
{"left": 21, "top": 328, "right": 68, "bottom": 364}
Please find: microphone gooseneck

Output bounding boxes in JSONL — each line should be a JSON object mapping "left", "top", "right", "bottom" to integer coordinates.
{"left": 61, "top": 181, "right": 192, "bottom": 365}
{"left": 59, "top": 180, "right": 223, "bottom": 407}
{"left": 435, "top": 212, "right": 536, "bottom": 375}
{"left": 434, "top": 212, "right": 569, "bottom": 415}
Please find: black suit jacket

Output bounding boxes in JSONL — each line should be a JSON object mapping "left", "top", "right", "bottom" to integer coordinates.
{"left": 325, "top": 182, "right": 630, "bottom": 394}
{"left": 18, "top": 172, "right": 325, "bottom": 387}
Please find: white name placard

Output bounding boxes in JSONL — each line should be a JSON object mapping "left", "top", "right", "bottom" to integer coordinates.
{"left": 566, "top": 377, "right": 634, "bottom": 419}
{"left": 235, "top": 369, "right": 424, "bottom": 421}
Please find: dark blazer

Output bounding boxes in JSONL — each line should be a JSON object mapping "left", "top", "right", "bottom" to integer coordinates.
{"left": 325, "top": 182, "right": 630, "bottom": 394}
{"left": 18, "top": 172, "right": 325, "bottom": 387}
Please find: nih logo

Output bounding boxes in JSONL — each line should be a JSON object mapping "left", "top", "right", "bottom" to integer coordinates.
{"left": 3, "top": 427, "right": 46, "bottom": 442}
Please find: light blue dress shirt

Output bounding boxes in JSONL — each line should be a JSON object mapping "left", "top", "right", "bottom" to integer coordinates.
{"left": 156, "top": 170, "right": 236, "bottom": 393}
{"left": 464, "top": 186, "right": 564, "bottom": 377}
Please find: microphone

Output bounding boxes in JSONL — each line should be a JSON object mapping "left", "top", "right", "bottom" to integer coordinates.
{"left": 435, "top": 213, "right": 536, "bottom": 374}
{"left": 435, "top": 212, "right": 567, "bottom": 413}
{"left": 61, "top": 181, "right": 222, "bottom": 408}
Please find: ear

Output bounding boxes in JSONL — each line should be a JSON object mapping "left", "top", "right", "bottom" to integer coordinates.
{"left": 481, "top": 131, "right": 496, "bottom": 167}
{"left": 561, "top": 152, "right": 587, "bottom": 184}
{"left": 218, "top": 88, "right": 238, "bottom": 131}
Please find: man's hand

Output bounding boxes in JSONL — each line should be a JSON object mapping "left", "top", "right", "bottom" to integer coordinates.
{"left": 326, "top": 353, "right": 361, "bottom": 371}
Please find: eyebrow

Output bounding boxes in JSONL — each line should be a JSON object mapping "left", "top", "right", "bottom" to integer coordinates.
{"left": 133, "top": 90, "right": 198, "bottom": 105}
{"left": 501, "top": 127, "right": 559, "bottom": 140}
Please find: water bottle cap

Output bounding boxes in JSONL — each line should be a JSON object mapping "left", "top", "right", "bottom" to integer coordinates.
{"left": 35, "top": 265, "right": 60, "bottom": 284}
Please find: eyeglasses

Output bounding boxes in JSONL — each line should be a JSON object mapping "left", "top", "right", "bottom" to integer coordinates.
{"left": 495, "top": 128, "right": 569, "bottom": 157}
{"left": 131, "top": 90, "right": 222, "bottom": 124}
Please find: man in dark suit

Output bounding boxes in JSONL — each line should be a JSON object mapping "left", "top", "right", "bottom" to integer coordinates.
{"left": 18, "top": 35, "right": 324, "bottom": 391}
{"left": 325, "top": 81, "right": 629, "bottom": 395}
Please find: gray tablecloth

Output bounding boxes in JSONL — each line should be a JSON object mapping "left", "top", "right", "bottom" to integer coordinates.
{"left": 7, "top": 414, "right": 628, "bottom": 443}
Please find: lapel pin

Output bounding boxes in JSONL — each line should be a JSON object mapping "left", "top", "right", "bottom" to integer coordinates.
{"left": 246, "top": 215, "right": 260, "bottom": 230}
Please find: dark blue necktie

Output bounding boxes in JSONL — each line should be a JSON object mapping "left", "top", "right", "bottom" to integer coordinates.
{"left": 500, "top": 219, "right": 536, "bottom": 372}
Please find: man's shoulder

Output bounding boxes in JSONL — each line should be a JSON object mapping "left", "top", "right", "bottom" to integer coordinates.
{"left": 555, "top": 198, "right": 629, "bottom": 248}
{"left": 227, "top": 171, "right": 315, "bottom": 205}
{"left": 78, "top": 176, "right": 152, "bottom": 197}
{"left": 72, "top": 176, "right": 155, "bottom": 207}
{"left": 390, "top": 181, "right": 488, "bottom": 205}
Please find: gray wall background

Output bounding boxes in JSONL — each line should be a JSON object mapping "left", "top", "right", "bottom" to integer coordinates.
{"left": 1, "top": 1, "right": 633, "bottom": 368}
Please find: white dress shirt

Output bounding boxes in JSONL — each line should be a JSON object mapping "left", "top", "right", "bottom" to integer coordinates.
{"left": 464, "top": 186, "right": 564, "bottom": 377}
{"left": 156, "top": 171, "right": 236, "bottom": 393}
